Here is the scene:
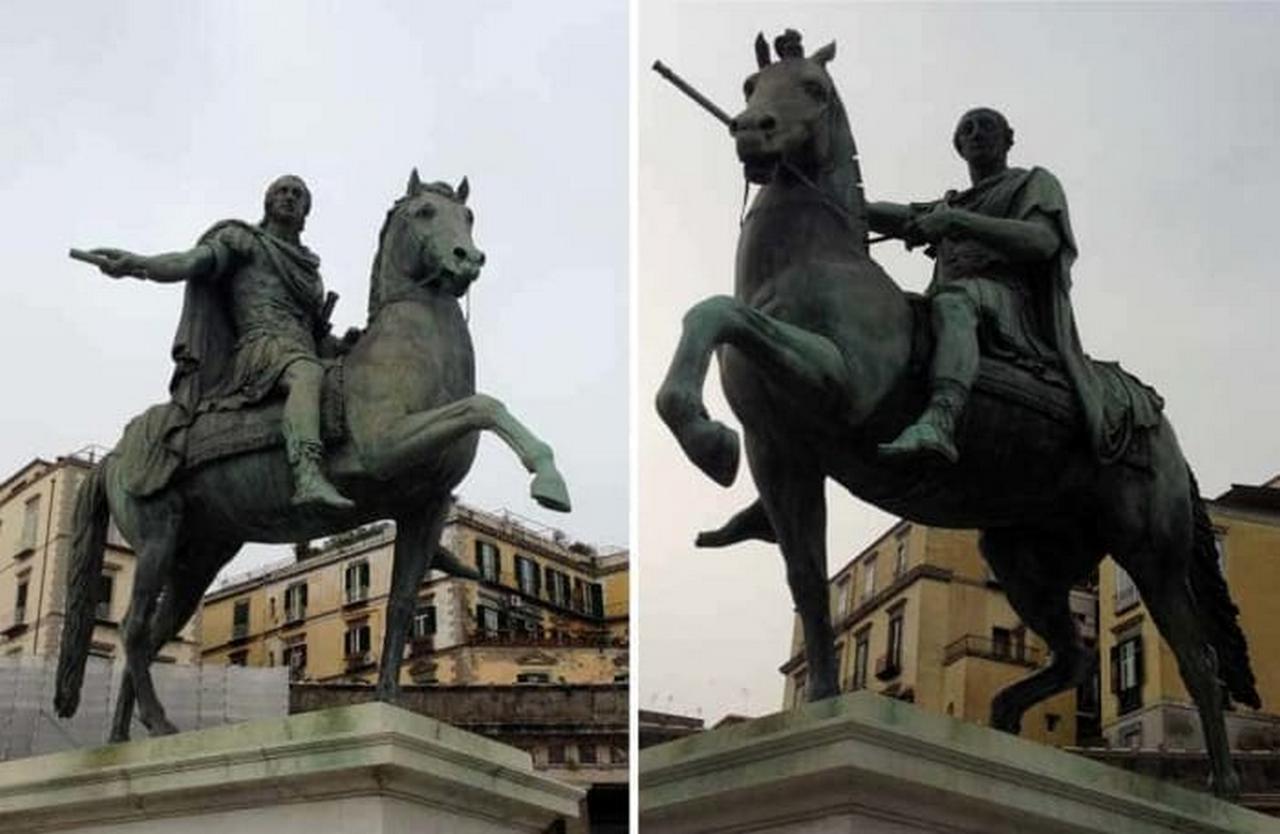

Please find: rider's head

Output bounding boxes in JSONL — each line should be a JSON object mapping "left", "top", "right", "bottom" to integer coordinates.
{"left": 262, "top": 174, "right": 312, "bottom": 231}
{"left": 953, "top": 107, "right": 1013, "bottom": 167}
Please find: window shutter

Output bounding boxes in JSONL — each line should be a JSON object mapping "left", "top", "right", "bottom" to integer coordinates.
{"left": 1109, "top": 645, "right": 1120, "bottom": 694}
{"left": 1134, "top": 638, "right": 1144, "bottom": 686}
{"left": 590, "top": 583, "right": 604, "bottom": 617}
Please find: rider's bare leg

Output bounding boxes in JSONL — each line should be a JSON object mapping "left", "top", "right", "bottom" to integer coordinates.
{"left": 281, "top": 359, "right": 354, "bottom": 510}
{"left": 879, "top": 284, "right": 978, "bottom": 463}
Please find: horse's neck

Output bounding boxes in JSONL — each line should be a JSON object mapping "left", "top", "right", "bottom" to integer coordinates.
{"left": 358, "top": 279, "right": 476, "bottom": 400}
{"left": 736, "top": 173, "right": 867, "bottom": 300}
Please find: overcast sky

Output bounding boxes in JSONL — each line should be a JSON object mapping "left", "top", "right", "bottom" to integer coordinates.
{"left": 0, "top": 2, "right": 628, "bottom": 575}
{"left": 639, "top": 2, "right": 1280, "bottom": 723}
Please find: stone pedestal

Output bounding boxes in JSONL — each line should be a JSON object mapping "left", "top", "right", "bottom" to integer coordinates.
{"left": 640, "top": 692, "right": 1278, "bottom": 833}
{"left": 0, "top": 701, "right": 583, "bottom": 833}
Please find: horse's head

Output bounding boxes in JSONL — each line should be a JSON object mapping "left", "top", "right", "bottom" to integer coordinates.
{"left": 730, "top": 29, "right": 844, "bottom": 185}
{"left": 370, "top": 170, "right": 486, "bottom": 315}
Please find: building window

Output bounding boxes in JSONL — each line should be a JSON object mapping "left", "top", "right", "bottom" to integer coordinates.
{"left": 283, "top": 642, "right": 308, "bottom": 680}
{"left": 1114, "top": 565, "right": 1139, "bottom": 612}
{"left": 609, "top": 744, "right": 627, "bottom": 765}
{"left": 228, "top": 650, "right": 248, "bottom": 666}
{"left": 579, "top": 744, "right": 598, "bottom": 764}
{"left": 517, "top": 672, "right": 550, "bottom": 684}
{"left": 571, "top": 577, "right": 586, "bottom": 612}
{"left": 20, "top": 497, "right": 40, "bottom": 551}
{"left": 545, "top": 568, "right": 570, "bottom": 607}
{"left": 96, "top": 574, "right": 114, "bottom": 622}
{"left": 284, "top": 582, "right": 308, "bottom": 623}
{"left": 888, "top": 608, "right": 904, "bottom": 668}
{"left": 412, "top": 605, "right": 437, "bottom": 639}
{"left": 475, "top": 540, "right": 500, "bottom": 583}
{"left": 515, "top": 555, "right": 540, "bottom": 596}
{"left": 477, "top": 604, "right": 502, "bottom": 636}
{"left": 1119, "top": 723, "right": 1143, "bottom": 750}
{"left": 992, "top": 627, "right": 1012, "bottom": 660}
{"left": 344, "top": 561, "right": 370, "bottom": 604}
{"left": 834, "top": 576, "right": 850, "bottom": 619}
{"left": 344, "top": 623, "right": 372, "bottom": 658}
{"left": 852, "top": 628, "right": 870, "bottom": 690}
{"left": 589, "top": 582, "right": 605, "bottom": 618}
{"left": 232, "top": 599, "right": 250, "bottom": 639}
{"left": 547, "top": 744, "right": 566, "bottom": 765}
{"left": 893, "top": 535, "right": 909, "bottom": 579}
{"left": 1111, "top": 635, "right": 1144, "bottom": 715}
{"left": 861, "top": 555, "right": 877, "bottom": 601}
{"left": 14, "top": 581, "right": 28, "bottom": 624}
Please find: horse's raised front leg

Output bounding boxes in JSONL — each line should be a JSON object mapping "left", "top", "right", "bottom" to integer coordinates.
{"left": 377, "top": 499, "right": 450, "bottom": 701}
{"left": 748, "top": 435, "right": 839, "bottom": 700}
{"left": 362, "top": 393, "right": 570, "bottom": 512}
{"left": 655, "top": 294, "right": 848, "bottom": 487}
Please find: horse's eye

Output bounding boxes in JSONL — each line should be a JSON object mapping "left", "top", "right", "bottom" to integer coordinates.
{"left": 465, "top": 209, "right": 474, "bottom": 225}
{"left": 743, "top": 78, "right": 756, "bottom": 99}
{"left": 803, "top": 80, "right": 828, "bottom": 101}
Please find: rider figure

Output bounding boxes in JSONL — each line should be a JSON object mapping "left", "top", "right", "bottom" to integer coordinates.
{"left": 869, "top": 108, "right": 1082, "bottom": 463}
{"left": 89, "top": 175, "right": 355, "bottom": 511}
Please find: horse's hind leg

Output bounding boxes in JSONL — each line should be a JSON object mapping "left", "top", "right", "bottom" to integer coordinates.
{"left": 110, "top": 541, "right": 240, "bottom": 743}
{"left": 655, "top": 295, "right": 849, "bottom": 487}
{"left": 981, "top": 526, "right": 1099, "bottom": 735}
{"left": 362, "top": 394, "right": 570, "bottom": 512}
{"left": 749, "top": 436, "right": 838, "bottom": 700}
{"left": 376, "top": 498, "right": 450, "bottom": 701}
{"left": 1125, "top": 551, "right": 1241, "bottom": 798}
{"left": 119, "top": 502, "right": 182, "bottom": 737}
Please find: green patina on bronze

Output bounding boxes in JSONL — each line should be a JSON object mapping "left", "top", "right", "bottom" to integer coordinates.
{"left": 654, "top": 30, "right": 1255, "bottom": 799}
{"left": 57, "top": 170, "right": 571, "bottom": 746}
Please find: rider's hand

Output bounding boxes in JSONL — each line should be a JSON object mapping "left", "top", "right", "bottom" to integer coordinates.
{"left": 89, "top": 248, "right": 143, "bottom": 279}
{"left": 904, "top": 206, "right": 958, "bottom": 245}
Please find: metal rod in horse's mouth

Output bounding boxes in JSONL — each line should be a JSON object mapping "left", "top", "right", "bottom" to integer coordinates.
{"left": 652, "top": 61, "right": 733, "bottom": 128}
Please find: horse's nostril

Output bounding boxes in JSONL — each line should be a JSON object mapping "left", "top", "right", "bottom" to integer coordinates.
{"left": 476, "top": 251, "right": 486, "bottom": 266}
{"left": 759, "top": 115, "right": 777, "bottom": 132}
{"left": 453, "top": 246, "right": 467, "bottom": 261}
{"left": 729, "top": 118, "right": 741, "bottom": 134}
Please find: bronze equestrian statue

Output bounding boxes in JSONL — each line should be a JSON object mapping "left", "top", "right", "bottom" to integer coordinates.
{"left": 56, "top": 171, "right": 571, "bottom": 744}
{"left": 655, "top": 30, "right": 1256, "bottom": 797}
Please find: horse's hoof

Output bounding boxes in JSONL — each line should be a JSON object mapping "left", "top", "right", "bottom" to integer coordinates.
{"left": 1209, "top": 768, "right": 1243, "bottom": 800}
{"left": 108, "top": 732, "right": 130, "bottom": 745}
{"left": 147, "top": 717, "right": 179, "bottom": 737}
{"left": 532, "top": 469, "right": 572, "bottom": 513}
{"left": 682, "top": 419, "right": 740, "bottom": 487}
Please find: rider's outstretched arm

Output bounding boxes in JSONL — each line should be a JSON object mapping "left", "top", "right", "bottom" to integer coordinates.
{"left": 867, "top": 201, "right": 913, "bottom": 237}
{"left": 87, "top": 245, "right": 217, "bottom": 283}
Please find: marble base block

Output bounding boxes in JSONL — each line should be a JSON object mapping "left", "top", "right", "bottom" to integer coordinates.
{"left": 640, "top": 692, "right": 1278, "bottom": 833}
{"left": 0, "top": 701, "right": 584, "bottom": 833}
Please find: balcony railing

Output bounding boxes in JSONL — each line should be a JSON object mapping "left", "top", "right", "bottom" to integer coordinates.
{"left": 470, "top": 629, "right": 625, "bottom": 649}
{"left": 874, "top": 654, "right": 901, "bottom": 681}
{"left": 344, "top": 651, "right": 374, "bottom": 672}
{"left": 943, "top": 635, "right": 1042, "bottom": 668}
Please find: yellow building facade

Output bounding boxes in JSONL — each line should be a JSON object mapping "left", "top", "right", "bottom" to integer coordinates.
{"left": 781, "top": 521, "right": 1092, "bottom": 748}
{"left": 1098, "top": 477, "right": 1280, "bottom": 751}
{"left": 0, "top": 451, "right": 199, "bottom": 663}
{"left": 202, "top": 503, "right": 628, "bottom": 688}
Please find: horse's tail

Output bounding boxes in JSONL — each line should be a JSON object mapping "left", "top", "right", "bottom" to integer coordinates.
{"left": 55, "top": 459, "right": 112, "bottom": 718}
{"left": 1187, "top": 466, "right": 1260, "bottom": 709}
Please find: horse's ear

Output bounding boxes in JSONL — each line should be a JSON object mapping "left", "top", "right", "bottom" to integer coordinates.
{"left": 407, "top": 168, "right": 423, "bottom": 196}
{"left": 457, "top": 176, "right": 470, "bottom": 204}
{"left": 813, "top": 41, "right": 836, "bottom": 66}
{"left": 754, "top": 32, "right": 771, "bottom": 68}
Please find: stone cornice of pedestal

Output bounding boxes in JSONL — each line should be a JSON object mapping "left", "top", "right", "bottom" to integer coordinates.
{"left": 0, "top": 702, "right": 584, "bottom": 833}
{"left": 640, "top": 692, "right": 1279, "bottom": 834}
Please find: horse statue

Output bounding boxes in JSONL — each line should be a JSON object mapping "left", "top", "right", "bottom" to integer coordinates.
{"left": 54, "top": 172, "right": 571, "bottom": 744}
{"left": 654, "top": 31, "right": 1256, "bottom": 796}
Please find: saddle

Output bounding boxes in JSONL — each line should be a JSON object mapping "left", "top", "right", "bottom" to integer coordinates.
{"left": 116, "top": 361, "right": 347, "bottom": 496}
{"left": 904, "top": 294, "right": 1163, "bottom": 467}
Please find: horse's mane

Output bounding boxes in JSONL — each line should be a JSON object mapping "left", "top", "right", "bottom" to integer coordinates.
{"left": 823, "top": 83, "right": 868, "bottom": 240}
{"left": 367, "top": 181, "right": 465, "bottom": 320}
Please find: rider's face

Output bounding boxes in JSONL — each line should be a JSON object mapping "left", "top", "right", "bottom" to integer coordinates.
{"left": 953, "top": 110, "right": 1010, "bottom": 168}
{"left": 266, "top": 179, "right": 310, "bottom": 226}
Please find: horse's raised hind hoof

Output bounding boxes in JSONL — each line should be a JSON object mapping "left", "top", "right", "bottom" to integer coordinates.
{"left": 679, "top": 419, "right": 740, "bottom": 487}
{"left": 532, "top": 469, "right": 572, "bottom": 513}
